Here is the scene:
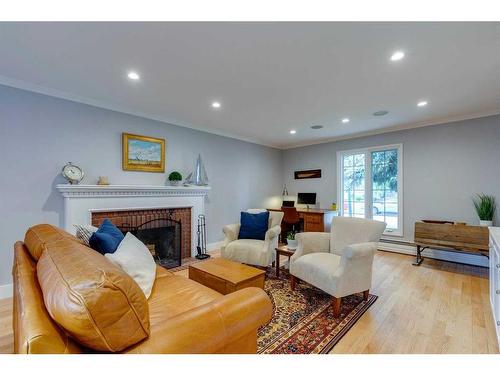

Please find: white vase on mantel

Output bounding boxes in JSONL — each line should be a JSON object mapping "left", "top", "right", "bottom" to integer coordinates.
{"left": 479, "top": 220, "right": 493, "bottom": 227}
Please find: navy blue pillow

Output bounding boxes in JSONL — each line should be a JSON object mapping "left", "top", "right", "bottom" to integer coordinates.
{"left": 238, "top": 211, "right": 269, "bottom": 240}
{"left": 89, "top": 219, "right": 124, "bottom": 255}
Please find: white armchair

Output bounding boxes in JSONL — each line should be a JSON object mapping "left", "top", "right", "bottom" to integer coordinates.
{"left": 289, "top": 216, "right": 386, "bottom": 317}
{"left": 220, "top": 209, "right": 284, "bottom": 267}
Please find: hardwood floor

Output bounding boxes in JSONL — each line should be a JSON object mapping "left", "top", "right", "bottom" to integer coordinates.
{"left": 0, "top": 295, "right": 12, "bottom": 354}
{"left": 0, "top": 250, "right": 497, "bottom": 354}
{"left": 330, "top": 251, "right": 498, "bottom": 354}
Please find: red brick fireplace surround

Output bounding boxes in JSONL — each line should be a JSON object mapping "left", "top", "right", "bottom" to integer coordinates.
{"left": 91, "top": 207, "right": 192, "bottom": 258}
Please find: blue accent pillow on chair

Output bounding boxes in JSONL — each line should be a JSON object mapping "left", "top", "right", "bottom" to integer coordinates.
{"left": 89, "top": 219, "right": 125, "bottom": 254}
{"left": 238, "top": 211, "right": 269, "bottom": 240}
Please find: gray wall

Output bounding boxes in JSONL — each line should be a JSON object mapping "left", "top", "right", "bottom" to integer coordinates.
{"left": 283, "top": 115, "right": 500, "bottom": 242}
{"left": 0, "top": 85, "right": 283, "bottom": 286}
{"left": 1, "top": 82, "right": 499, "bottom": 287}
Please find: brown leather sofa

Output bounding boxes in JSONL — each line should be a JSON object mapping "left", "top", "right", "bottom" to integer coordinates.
{"left": 13, "top": 224, "right": 273, "bottom": 354}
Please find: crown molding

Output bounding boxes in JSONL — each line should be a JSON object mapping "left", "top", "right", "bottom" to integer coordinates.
{"left": 282, "top": 109, "right": 500, "bottom": 150}
{"left": 2, "top": 75, "right": 498, "bottom": 151}
{"left": 0, "top": 75, "right": 278, "bottom": 149}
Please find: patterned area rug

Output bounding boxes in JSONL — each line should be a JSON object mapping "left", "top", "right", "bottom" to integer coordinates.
{"left": 258, "top": 269, "right": 377, "bottom": 354}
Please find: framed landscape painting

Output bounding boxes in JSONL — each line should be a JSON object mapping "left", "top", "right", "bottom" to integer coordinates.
{"left": 122, "top": 133, "right": 165, "bottom": 172}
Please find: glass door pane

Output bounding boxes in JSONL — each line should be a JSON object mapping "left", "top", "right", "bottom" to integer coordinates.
{"left": 342, "top": 153, "right": 366, "bottom": 218}
{"left": 371, "top": 149, "right": 399, "bottom": 231}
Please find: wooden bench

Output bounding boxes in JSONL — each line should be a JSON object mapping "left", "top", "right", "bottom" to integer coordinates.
{"left": 412, "top": 221, "right": 489, "bottom": 265}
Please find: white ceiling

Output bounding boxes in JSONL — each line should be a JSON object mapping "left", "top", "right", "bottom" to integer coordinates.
{"left": 0, "top": 22, "right": 499, "bottom": 149}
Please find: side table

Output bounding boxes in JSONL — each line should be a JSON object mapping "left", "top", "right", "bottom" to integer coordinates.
{"left": 275, "top": 245, "right": 296, "bottom": 278}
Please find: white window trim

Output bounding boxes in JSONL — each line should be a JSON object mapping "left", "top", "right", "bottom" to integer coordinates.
{"left": 336, "top": 143, "right": 403, "bottom": 237}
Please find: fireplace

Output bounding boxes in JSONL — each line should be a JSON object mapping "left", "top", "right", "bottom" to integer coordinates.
{"left": 56, "top": 184, "right": 210, "bottom": 258}
{"left": 118, "top": 218, "right": 181, "bottom": 269}
{"left": 91, "top": 207, "right": 192, "bottom": 261}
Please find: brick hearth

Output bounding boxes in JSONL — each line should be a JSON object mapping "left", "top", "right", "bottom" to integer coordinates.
{"left": 92, "top": 208, "right": 192, "bottom": 258}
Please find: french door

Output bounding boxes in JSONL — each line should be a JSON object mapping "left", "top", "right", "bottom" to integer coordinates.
{"left": 337, "top": 144, "right": 403, "bottom": 236}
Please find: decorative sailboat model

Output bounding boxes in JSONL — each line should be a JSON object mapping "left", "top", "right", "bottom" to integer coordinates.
{"left": 184, "top": 154, "right": 209, "bottom": 186}
{"left": 185, "top": 155, "right": 210, "bottom": 259}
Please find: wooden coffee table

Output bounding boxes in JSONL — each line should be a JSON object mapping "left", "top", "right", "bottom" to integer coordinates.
{"left": 188, "top": 258, "right": 265, "bottom": 295}
{"left": 275, "top": 245, "right": 296, "bottom": 278}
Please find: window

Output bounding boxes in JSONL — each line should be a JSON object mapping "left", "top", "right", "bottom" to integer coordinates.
{"left": 337, "top": 144, "right": 403, "bottom": 236}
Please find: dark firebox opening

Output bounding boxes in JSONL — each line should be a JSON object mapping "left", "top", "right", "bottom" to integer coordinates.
{"left": 118, "top": 218, "right": 181, "bottom": 269}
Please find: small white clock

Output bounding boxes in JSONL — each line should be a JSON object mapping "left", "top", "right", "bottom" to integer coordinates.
{"left": 61, "top": 162, "right": 84, "bottom": 185}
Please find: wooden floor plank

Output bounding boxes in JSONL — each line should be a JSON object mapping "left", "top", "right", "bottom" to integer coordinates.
{"left": 0, "top": 250, "right": 498, "bottom": 354}
{"left": 0, "top": 297, "right": 12, "bottom": 354}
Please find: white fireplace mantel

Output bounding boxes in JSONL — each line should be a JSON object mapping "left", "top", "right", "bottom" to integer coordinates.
{"left": 56, "top": 184, "right": 210, "bottom": 257}
{"left": 56, "top": 184, "right": 211, "bottom": 198}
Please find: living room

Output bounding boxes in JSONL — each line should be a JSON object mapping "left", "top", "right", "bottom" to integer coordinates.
{"left": 1, "top": 1, "right": 500, "bottom": 372}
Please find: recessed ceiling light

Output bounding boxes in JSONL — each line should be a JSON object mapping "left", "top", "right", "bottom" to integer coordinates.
{"left": 311, "top": 125, "right": 323, "bottom": 130}
{"left": 211, "top": 101, "right": 221, "bottom": 109}
{"left": 373, "top": 110, "right": 389, "bottom": 116}
{"left": 417, "top": 100, "right": 428, "bottom": 107}
{"left": 390, "top": 51, "right": 405, "bottom": 61}
{"left": 127, "top": 71, "right": 140, "bottom": 80}
{"left": 290, "top": 130, "right": 296, "bottom": 134}
{"left": 341, "top": 118, "right": 350, "bottom": 124}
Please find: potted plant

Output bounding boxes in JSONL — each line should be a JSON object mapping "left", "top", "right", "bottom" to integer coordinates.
{"left": 168, "top": 171, "right": 183, "bottom": 186}
{"left": 286, "top": 231, "right": 298, "bottom": 249}
{"left": 472, "top": 194, "right": 496, "bottom": 226}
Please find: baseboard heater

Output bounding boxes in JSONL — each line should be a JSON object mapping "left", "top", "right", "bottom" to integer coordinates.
{"left": 380, "top": 238, "right": 416, "bottom": 247}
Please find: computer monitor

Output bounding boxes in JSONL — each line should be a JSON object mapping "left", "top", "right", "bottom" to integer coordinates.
{"left": 282, "top": 200, "right": 295, "bottom": 207}
{"left": 297, "top": 193, "right": 316, "bottom": 205}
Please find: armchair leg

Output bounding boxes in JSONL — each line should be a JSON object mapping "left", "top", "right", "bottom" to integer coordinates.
{"left": 290, "top": 275, "right": 296, "bottom": 291}
{"left": 332, "top": 297, "right": 342, "bottom": 318}
{"left": 363, "top": 290, "right": 369, "bottom": 301}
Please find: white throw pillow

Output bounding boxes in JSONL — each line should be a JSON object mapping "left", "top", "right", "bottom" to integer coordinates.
{"left": 74, "top": 224, "right": 98, "bottom": 246}
{"left": 105, "top": 232, "right": 156, "bottom": 299}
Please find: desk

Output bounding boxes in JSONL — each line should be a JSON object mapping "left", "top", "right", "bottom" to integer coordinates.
{"left": 268, "top": 208, "right": 338, "bottom": 234}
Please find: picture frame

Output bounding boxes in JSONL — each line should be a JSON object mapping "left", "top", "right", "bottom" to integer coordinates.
{"left": 294, "top": 169, "right": 322, "bottom": 179}
{"left": 122, "top": 133, "right": 166, "bottom": 173}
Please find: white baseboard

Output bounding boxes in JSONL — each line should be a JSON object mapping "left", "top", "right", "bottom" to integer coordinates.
{"left": 0, "top": 283, "right": 13, "bottom": 299}
{"left": 207, "top": 241, "right": 224, "bottom": 252}
{"left": 378, "top": 241, "right": 489, "bottom": 267}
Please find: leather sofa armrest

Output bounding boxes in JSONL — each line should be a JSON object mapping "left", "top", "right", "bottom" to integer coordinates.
{"left": 124, "top": 287, "right": 272, "bottom": 354}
